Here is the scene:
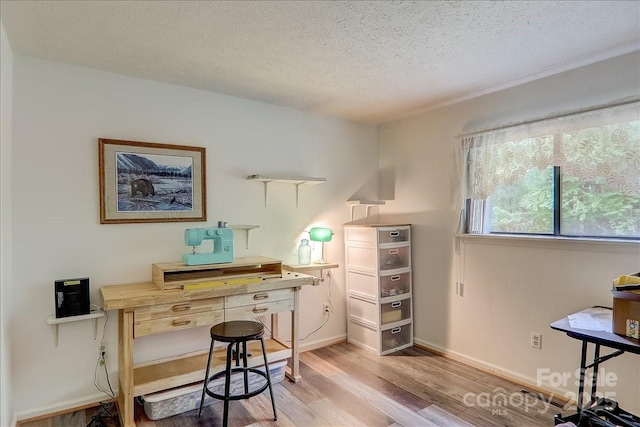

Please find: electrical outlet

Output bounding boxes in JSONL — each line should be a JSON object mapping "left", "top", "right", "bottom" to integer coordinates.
{"left": 99, "top": 341, "right": 107, "bottom": 365}
{"left": 531, "top": 332, "right": 542, "bottom": 349}
{"left": 322, "top": 303, "right": 331, "bottom": 314}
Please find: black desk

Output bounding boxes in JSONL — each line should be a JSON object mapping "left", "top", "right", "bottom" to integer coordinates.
{"left": 550, "top": 307, "right": 640, "bottom": 413}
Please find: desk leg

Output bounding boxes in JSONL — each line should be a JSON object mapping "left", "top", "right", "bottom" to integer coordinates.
{"left": 589, "top": 344, "right": 601, "bottom": 408}
{"left": 118, "top": 309, "right": 135, "bottom": 427}
{"left": 291, "top": 287, "right": 300, "bottom": 381}
{"left": 577, "top": 340, "right": 588, "bottom": 412}
{"left": 284, "top": 287, "right": 301, "bottom": 382}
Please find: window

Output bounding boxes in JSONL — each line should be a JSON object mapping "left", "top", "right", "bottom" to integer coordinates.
{"left": 458, "top": 101, "right": 640, "bottom": 239}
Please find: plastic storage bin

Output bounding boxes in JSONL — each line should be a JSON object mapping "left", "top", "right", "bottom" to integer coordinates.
{"left": 378, "top": 246, "right": 410, "bottom": 271}
{"left": 380, "top": 270, "right": 411, "bottom": 299}
{"left": 377, "top": 227, "right": 410, "bottom": 244}
{"left": 380, "top": 297, "right": 411, "bottom": 325}
{"left": 141, "top": 360, "right": 286, "bottom": 420}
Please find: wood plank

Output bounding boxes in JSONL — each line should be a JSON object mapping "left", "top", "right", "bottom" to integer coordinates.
{"left": 271, "top": 381, "right": 332, "bottom": 426}
{"left": 281, "top": 361, "right": 395, "bottom": 427}
{"left": 51, "top": 411, "right": 84, "bottom": 427}
{"left": 308, "top": 345, "right": 431, "bottom": 413}
{"left": 240, "top": 391, "right": 297, "bottom": 427}
{"left": 152, "top": 256, "right": 283, "bottom": 290}
{"left": 100, "top": 272, "right": 314, "bottom": 311}
{"left": 307, "top": 397, "right": 372, "bottom": 427}
{"left": 418, "top": 404, "right": 475, "bottom": 427}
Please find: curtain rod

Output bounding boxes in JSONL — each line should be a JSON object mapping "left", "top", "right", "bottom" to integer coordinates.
{"left": 456, "top": 97, "right": 640, "bottom": 139}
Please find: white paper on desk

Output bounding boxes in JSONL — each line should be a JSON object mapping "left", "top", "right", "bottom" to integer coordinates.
{"left": 567, "top": 307, "right": 613, "bottom": 332}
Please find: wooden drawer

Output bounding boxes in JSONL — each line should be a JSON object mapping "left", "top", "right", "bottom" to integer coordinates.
{"left": 134, "top": 297, "right": 223, "bottom": 322}
{"left": 225, "top": 298, "right": 294, "bottom": 321}
{"left": 135, "top": 310, "right": 224, "bottom": 337}
{"left": 225, "top": 288, "right": 293, "bottom": 309}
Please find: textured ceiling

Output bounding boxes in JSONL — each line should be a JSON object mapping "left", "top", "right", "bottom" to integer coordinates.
{"left": 1, "top": 1, "right": 639, "bottom": 124}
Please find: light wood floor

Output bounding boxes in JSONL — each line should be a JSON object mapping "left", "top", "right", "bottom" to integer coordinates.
{"left": 19, "top": 342, "right": 574, "bottom": 427}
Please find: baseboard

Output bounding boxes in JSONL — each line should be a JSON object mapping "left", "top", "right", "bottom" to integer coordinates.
{"left": 413, "top": 338, "right": 574, "bottom": 406}
{"left": 300, "top": 334, "right": 346, "bottom": 352}
{"left": 15, "top": 394, "right": 114, "bottom": 425}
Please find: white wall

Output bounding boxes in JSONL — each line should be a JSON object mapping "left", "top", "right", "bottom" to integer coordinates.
{"left": 379, "top": 51, "right": 640, "bottom": 414}
{"left": 1, "top": 21, "right": 15, "bottom": 427}
{"left": 11, "top": 55, "right": 378, "bottom": 418}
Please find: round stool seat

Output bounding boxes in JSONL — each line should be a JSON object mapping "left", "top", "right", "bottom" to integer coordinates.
{"left": 210, "top": 320, "right": 264, "bottom": 342}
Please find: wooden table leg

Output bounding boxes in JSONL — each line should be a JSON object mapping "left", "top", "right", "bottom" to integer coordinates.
{"left": 118, "top": 309, "right": 135, "bottom": 427}
{"left": 289, "top": 287, "right": 301, "bottom": 382}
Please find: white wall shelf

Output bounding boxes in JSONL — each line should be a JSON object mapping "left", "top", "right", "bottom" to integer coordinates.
{"left": 229, "top": 224, "right": 260, "bottom": 248}
{"left": 283, "top": 262, "right": 339, "bottom": 281}
{"left": 347, "top": 200, "right": 385, "bottom": 221}
{"left": 46, "top": 309, "right": 105, "bottom": 347}
{"left": 247, "top": 174, "right": 326, "bottom": 207}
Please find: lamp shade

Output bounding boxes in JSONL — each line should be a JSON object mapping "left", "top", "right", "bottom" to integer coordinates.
{"left": 309, "top": 227, "right": 333, "bottom": 242}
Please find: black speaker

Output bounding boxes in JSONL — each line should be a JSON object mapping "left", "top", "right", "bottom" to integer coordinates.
{"left": 55, "top": 277, "right": 90, "bottom": 318}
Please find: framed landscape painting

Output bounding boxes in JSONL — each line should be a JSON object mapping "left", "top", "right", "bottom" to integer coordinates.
{"left": 99, "top": 138, "right": 207, "bottom": 224}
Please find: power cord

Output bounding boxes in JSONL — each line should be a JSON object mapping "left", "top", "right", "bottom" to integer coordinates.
{"left": 283, "top": 270, "right": 335, "bottom": 342}
{"left": 93, "top": 308, "right": 115, "bottom": 399}
{"left": 86, "top": 401, "right": 117, "bottom": 427}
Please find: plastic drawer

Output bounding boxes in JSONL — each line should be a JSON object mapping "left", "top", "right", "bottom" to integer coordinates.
{"left": 381, "top": 322, "right": 413, "bottom": 354}
{"left": 377, "top": 227, "right": 410, "bottom": 245}
{"left": 380, "top": 297, "right": 411, "bottom": 326}
{"left": 378, "top": 245, "right": 411, "bottom": 271}
{"left": 380, "top": 270, "right": 411, "bottom": 299}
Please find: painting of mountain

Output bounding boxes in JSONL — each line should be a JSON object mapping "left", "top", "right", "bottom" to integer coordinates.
{"left": 115, "top": 151, "right": 193, "bottom": 212}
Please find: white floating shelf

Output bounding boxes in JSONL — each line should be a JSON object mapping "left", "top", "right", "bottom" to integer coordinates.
{"left": 283, "top": 262, "right": 339, "bottom": 282}
{"left": 47, "top": 309, "right": 105, "bottom": 347}
{"left": 229, "top": 224, "right": 260, "bottom": 249}
{"left": 248, "top": 175, "right": 326, "bottom": 207}
{"left": 347, "top": 200, "right": 386, "bottom": 221}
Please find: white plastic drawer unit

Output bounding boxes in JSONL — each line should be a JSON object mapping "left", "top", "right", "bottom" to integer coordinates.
{"left": 380, "top": 297, "right": 411, "bottom": 326}
{"left": 378, "top": 245, "right": 410, "bottom": 271}
{"left": 379, "top": 270, "right": 411, "bottom": 299}
{"left": 377, "top": 227, "right": 410, "bottom": 245}
{"left": 381, "top": 322, "right": 413, "bottom": 354}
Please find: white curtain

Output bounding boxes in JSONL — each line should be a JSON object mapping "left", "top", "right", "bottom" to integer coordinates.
{"left": 456, "top": 101, "right": 640, "bottom": 202}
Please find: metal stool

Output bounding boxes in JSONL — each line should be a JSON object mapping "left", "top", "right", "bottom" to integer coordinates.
{"left": 198, "top": 320, "right": 277, "bottom": 426}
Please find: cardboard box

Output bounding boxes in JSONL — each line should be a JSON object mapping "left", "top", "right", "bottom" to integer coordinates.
{"left": 611, "top": 288, "right": 640, "bottom": 340}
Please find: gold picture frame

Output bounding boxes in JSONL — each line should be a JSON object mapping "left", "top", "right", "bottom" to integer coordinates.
{"left": 99, "top": 138, "right": 206, "bottom": 224}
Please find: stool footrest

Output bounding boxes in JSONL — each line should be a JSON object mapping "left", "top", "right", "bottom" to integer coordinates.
{"left": 204, "top": 367, "right": 270, "bottom": 401}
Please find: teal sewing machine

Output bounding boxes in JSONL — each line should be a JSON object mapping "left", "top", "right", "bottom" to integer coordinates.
{"left": 182, "top": 227, "right": 234, "bottom": 265}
